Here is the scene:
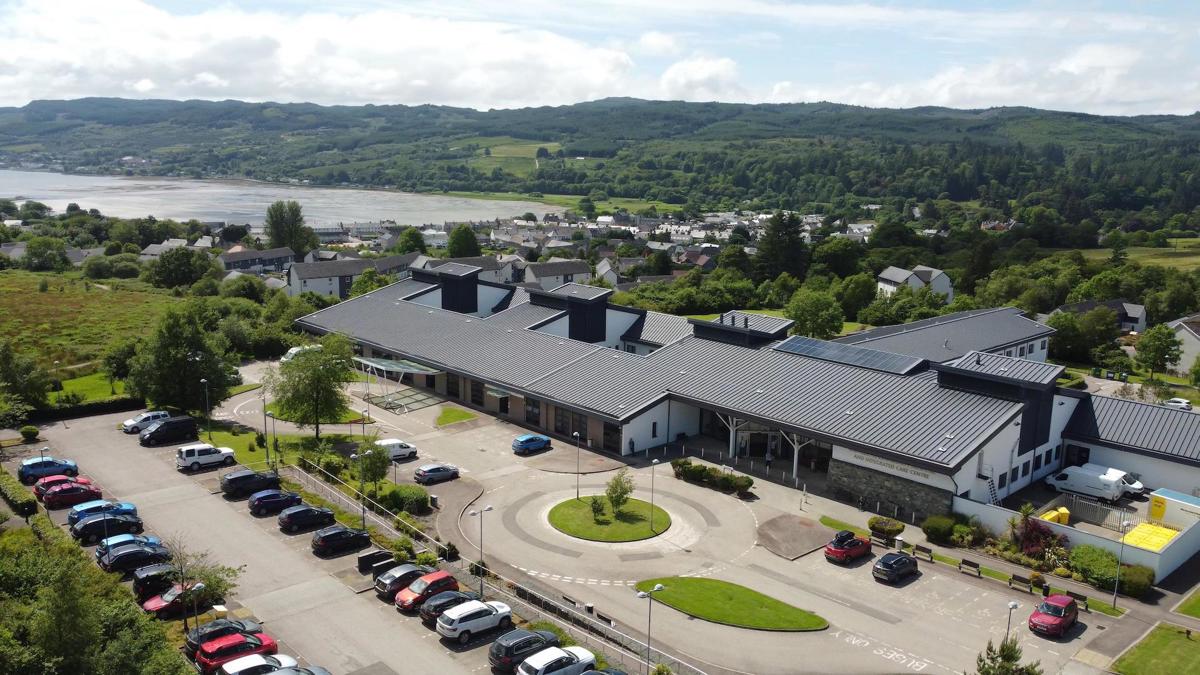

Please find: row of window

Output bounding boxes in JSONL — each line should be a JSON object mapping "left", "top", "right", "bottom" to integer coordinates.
{"left": 1003, "top": 339, "right": 1048, "bottom": 359}
{"left": 996, "top": 445, "right": 1060, "bottom": 489}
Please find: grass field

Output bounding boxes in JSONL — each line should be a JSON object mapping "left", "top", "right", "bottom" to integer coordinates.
{"left": 1113, "top": 624, "right": 1200, "bottom": 674}
{"left": 0, "top": 270, "right": 175, "bottom": 367}
{"left": 1176, "top": 589, "right": 1200, "bottom": 619}
{"left": 1078, "top": 239, "right": 1200, "bottom": 271}
{"left": 634, "top": 577, "right": 827, "bottom": 631}
{"left": 442, "top": 190, "right": 681, "bottom": 215}
{"left": 547, "top": 497, "right": 671, "bottom": 542}
{"left": 264, "top": 401, "right": 369, "bottom": 425}
{"left": 435, "top": 406, "right": 476, "bottom": 426}
{"left": 57, "top": 372, "right": 126, "bottom": 403}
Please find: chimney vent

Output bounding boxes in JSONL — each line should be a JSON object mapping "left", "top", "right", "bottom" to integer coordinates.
{"left": 975, "top": 353, "right": 982, "bottom": 365}
{"left": 743, "top": 317, "right": 749, "bottom": 329}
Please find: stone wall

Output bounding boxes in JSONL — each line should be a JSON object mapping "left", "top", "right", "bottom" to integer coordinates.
{"left": 827, "top": 458, "right": 954, "bottom": 524}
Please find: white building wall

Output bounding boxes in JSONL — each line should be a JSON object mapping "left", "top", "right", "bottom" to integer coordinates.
{"left": 1063, "top": 441, "right": 1200, "bottom": 496}
{"left": 929, "top": 274, "right": 955, "bottom": 303}
{"left": 475, "top": 284, "right": 510, "bottom": 316}
{"left": 964, "top": 418, "right": 1023, "bottom": 502}
{"left": 603, "top": 309, "right": 642, "bottom": 347}
{"left": 1171, "top": 326, "right": 1200, "bottom": 376}
{"left": 877, "top": 281, "right": 899, "bottom": 297}
{"left": 994, "top": 338, "right": 1049, "bottom": 363}
{"left": 535, "top": 315, "right": 570, "bottom": 338}
{"left": 621, "top": 399, "right": 670, "bottom": 455}
{"left": 291, "top": 275, "right": 339, "bottom": 298}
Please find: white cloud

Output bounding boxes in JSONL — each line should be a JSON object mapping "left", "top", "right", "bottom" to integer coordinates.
{"left": 660, "top": 56, "right": 743, "bottom": 101}
{"left": 636, "top": 30, "right": 682, "bottom": 56}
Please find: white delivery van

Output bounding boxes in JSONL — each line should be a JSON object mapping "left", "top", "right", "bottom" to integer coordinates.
{"left": 376, "top": 438, "right": 418, "bottom": 461}
{"left": 176, "top": 443, "right": 236, "bottom": 471}
{"left": 1081, "top": 463, "right": 1145, "bottom": 497}
{"left": 1044, "top": 465, "right": 1124, "bottom": 502}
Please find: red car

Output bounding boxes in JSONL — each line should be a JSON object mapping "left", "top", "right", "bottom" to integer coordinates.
{"left": 1028, "top": 595, "right": 1078, "bottom": 637}
{"left": 42, "top": 482, "right": 103, "bottom": 509}
{"left": 142, "top": 581, "right": 206, "bottom": 618}
{"left": 32, "top": 474, "right": 93, "bottom": 500}
{"left": 194, "top": 632, "right": 278, "bottom": 673}
{"left": 824, "top": 530, "right": 871, "bottom": 563}
{"left": 395, "top": 570, "right": 459, "bottom": 611}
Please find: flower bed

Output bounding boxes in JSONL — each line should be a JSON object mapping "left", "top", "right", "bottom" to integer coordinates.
{"left": 670, "top": 458, "right": 753, "bottom": 493}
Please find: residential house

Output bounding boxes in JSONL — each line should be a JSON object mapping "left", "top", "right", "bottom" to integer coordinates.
{"left": 218, "top": 246, "right": 296, "bottom": 273}
{"left": 524, "top": 259, "right": 592, "bottom": 290}
{"left": 1168, "top": 313, "right": 1200, "bottom": 375}
{"left": 595, "top": 258, "right": 619, "bottom": 286}
{"left": 66, "top": 247, "right": 105, "bottom": 267}
{"left": 417, "top": 255, "right": 515, "bottom": 284}
{"left": 876, "top": 265, "right": 955, "bottom": 303}
{"left": 138, "top": 237, "right": 188, "bottom": 262}
{"left": 287, "top": 259, "right": 375, "bottom": 299}
{"left": 1048, "top": 299, "right": 1147, "bottom": 334}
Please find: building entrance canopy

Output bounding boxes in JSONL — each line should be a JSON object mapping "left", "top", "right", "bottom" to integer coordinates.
{"left": 354, "top": 356, "right": 442, "bottom": 375}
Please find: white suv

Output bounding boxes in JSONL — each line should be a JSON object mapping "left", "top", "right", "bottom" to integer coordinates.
{"left": 176, "top": 443, "right": 236, "bottom": 471}
{"left": 436, "top": 600, "right": 512, "bottom": 644}
{"left": 518, "top": 646, "right": 596, "bottom": 675}
{"left": 376, "top": 438, "right": 418, "bottom": 461}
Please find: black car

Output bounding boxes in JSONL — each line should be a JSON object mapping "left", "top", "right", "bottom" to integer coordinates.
{"left": 419, "top": 590, "right": 480, "bottom": 623}
{"left": 138, "top": 416, "right": 197, "bottom": 446}
{"left": 184, "top": 618, "right": 264, "bottom": 657}
{"left": 279, "top": 504, "right": 336, "bottom": 532}
{"left": 248, "top": 489, "right": 302, "bottom": 516}
{"left": 99, "top": 543, "right": 172, "bottom": 574}
{"left": 132, "top": 563, "right": 175, "bottom": 601}
{"left": 70, "top": 513, "right": 144, "bottom": 544}
{"left": 220, "top": 469, "right": 280, "bottom": 498}
{"left": 373, "top": 564, "right": 433, "bottom": 599}
{"left": 311, "top": 525, "right": 371, "bottom": 556}
{"left": 872, "top": 551, "right": 919, "bottom": 583}
{"left": 488, "top": 629, "right": 562, "bottom": 672}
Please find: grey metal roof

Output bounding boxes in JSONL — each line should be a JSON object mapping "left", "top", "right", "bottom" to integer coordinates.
{"left": 290, "top": 259, "right": 374, "bottom": 280}
{"left": 774, "top": 336, "right": 925, "bottom": 375}
{"left": 911, "top": 265, "right": 942, "bottom": 283}
{"left": 546, "top": 283, "right": 612, "bottom": 301}
{"left": 944, "top": 352, "right": 1064, "bottom": 386}
{"left": 430, "top": 255, "right": 502, "bottom": 271}
{"left": 1063, "top": 395, "right": 1200, "bottom": 466}
{"left": 877, "top": 266, "right": 912, "bottom": 284}
{"left": 432, "top": 261, "right": 482, "bottom": 277}
{"left": 835, "top": 307, "right": 1054, "bottom": 363}
{"left": 527, "top": 260, "right": 591, "bottom": 277}
{"left": 628, "top": 311, "right": 692, "bottom": 346}
{"left": 483, "top": 302, "right": 565, "bottom": 330}
{"left": 220, "top": 246, "right": 295, "bottom": 263}
{"left": 374, "top": 252, "right": 420, "bottom": 274}
{"left": 709, "top": 311, "right": 794, "bottom": 334}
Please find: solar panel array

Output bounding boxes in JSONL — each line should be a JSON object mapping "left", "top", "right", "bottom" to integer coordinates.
{"left": 773, "top": 335, "right": 925, "bottom": 375}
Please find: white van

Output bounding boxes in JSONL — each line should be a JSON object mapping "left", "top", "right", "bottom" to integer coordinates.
{"left": 175, "top": 443, "right": 236, "bottom": 471}
{"left": 1044, "top": 465, "right": 1125, "bottom": 502}
{"left": 1081, "top": 463, "right": 1145, "bottom": 497}
{"left": 376, "top": 438, "right": 418, "bottom": 461}
{"left": 280, "top": 345, "right": 321, "bottom": 363}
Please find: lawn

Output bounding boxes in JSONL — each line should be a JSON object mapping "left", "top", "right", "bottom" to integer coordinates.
{"left": 224, "top": 383, "right": 262, "bottom": 399}
{"left": 685, "top": 308, "right": 789, "bottom": 321}
{"left": 1113, "top": 624, "right": 1200, "bottom": 675}
{"left": 634, "top": 577, "right": 827, "bottom": 631}
{"left": 0, "top": 270, "right": 176, "bottom": 368}
{"left": 1079, "top": 239, "right": 1200, "bottom": 271}
{"left": 435, "top": 406, "right": 476, "bottom": 426}
{"left": 1176, "top": 589, "right": 1200, "bottom": 619}
{"left": 265, "top": 401, "right": 371, "bottom": 425}
{"left": 204, "top": 422, "right": 372, "bottom": 467}
{"left": 819, "top": 515, "right": 868, "bottom": 537}
{"left": 548, "top": 497, "right": 671, "bottom": 542}
{"left": 57, "top": 372, "right": 126, "bottom": 403}
{"left": 441, "top": 190, "right": 681, "bottom": 215}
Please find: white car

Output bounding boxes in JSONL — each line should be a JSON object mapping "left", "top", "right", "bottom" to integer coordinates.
{"left": 122, "top": 410, "right": 170, "bottom": 433}
{"left": 175, "top": 443, "right": 236, "bottom": 471}
{"left": 280, "top": 345, "right": 321, "bottom": 363}
{"left": 517, "top": 646, "right": 596, "bottom": 675}
{"left": 436, "top": 599, "right": 512, "bottom": 644}
{"left": 1163, "top": 398, "right": 1192, "bottom": 411}
{"left": 376, "top": 438, "right": 418, "bottom": 461}
{"left": 219, "top": 654, "right": 299, "bottom": 675}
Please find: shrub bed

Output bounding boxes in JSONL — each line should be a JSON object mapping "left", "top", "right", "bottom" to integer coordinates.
{"left": 379, "top": 484, "right": 430, "bottom": 515}
{"left": 0, "top": 467, "right": 37, "bottom": 516}
{"left": 1070, "top": 545, "right": 1119, "bottom": 589}
{"left": 921, "top": 514, "right": 955, "bottom": 543}
{"left": 1119, "top": 564, "right": 1156, "bottom": 598}
{"left": 868, "top": 516, "right": 905, "bottom": 537}
{"left": 670, "top": 458, "right": 753, "bottom": 493}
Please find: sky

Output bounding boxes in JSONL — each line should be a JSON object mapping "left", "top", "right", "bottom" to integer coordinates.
{"left": 0, "top": 0, "right": 1196, "bottom": 115}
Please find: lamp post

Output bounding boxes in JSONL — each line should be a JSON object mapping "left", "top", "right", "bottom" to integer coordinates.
{"left": 650, "top": 458, "right": 659, "bottom": 533}
{"left": 40, "top": 445, "right": 48, "bottom": 463}
{"left": 266, "top": 411, "right": 277, "bottom": 470}
{"left": 1113, "top": 520, "right": 1132, "bottom": 609}
{"left": 350, "top": 450, "right": 372, "bottom": 529}
{"left": 200, "top": 378, "right": 210, "bottom": 441}
{"left": 573, "top": 431, "right": 581, "bottom": 500}
{"left": 636, "top": 583, "right": 666, "bottom": 675}
{"left": 361, "top": 409, "right": 368, "bottom": 439}
{"left": 469, "top": 505, "right": 494, "bottom": 596}
{"left": 1006, "top": 600, "right": 1019, "bottom": 639}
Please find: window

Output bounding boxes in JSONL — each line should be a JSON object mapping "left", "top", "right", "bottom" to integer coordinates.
{"left": 651, "top": 421, "right": 658, "bottom": 438}
{"left": 1019, "top": 345, "right": 1026, "bottom": 356}
{"left": 625, "top": 344, "right": 636, "bottom": 353}
{"left": 525, "top": 398, "right": 541, "bottom": 426}
{"left": 554, "top": 407, "right": 569, "bottom": 435}
{"left": 470, "top": 380, "right": 484, "bottom": 406}
{"left": 1033, "top": 454, "right": 1042, "bottom": 471}
{"left": 564, "top": 274, "right": 573, "bottom": 282}
{"left": 1054, "top": 445, "right": 1061, "bottom": 460}
{"left": 997, "top": 473, "right": 1008, "bottom": 488}
{"left": 1040, "top": 339, "right": 1047, "bottom": 350}
{"left": 1005, "top": 350, "right": 1013, "bottom": 357}
{"left": 1043, "top": 449, "right": 1052, "bottom": 467}
{"left": 446, "top": 375, "right": 460, "bottom": 399}
{"left": 1010, "top": 467, "right": 1019, "bottom": 483}
{"left": 1022, "top": 461, "right": 1030, "bottom": 477}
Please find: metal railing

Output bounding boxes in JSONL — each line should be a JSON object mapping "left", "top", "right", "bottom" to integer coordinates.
{"left": 1042, "top": 492, "right": 1144, "bottom": 532}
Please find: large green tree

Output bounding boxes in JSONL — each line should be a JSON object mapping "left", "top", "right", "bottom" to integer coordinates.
{"left": 785, "top": 289, "right": 844, "bottom": 339}
{"left": 265, "top": 200, "right": 317, "bottom": 257}
{"left": 1135, "top": 324, "right": 1183, "bottom": 381}
{"left": 144, "top": 247, "right": 216, "bottom": 289}
{"left": 717, "top": 245, "right": 751, "bottom": 277}
{"left": 812, "top": 237, "right": 862, "bottom": 278}
{"left": 20, "top": 236, "right": 70, "bottom": 271}
{"left": 754, "top": 212, "right": 807, "bottom": 282}
{"left": 264, "top": 333, "right": 354, "bottom": 439}
{"left": 836, "top": 273, "right": 878, "bottom": 321}
{"left": 972, "top": 635, "right": 1042, "bottom": 675}
{"left": 349, "top": 268, "right": 393, "bottom": 298}
{"left": 1045, "top": 312, "right": 1088, "bottom": 362}
{"left": 389, "top": 227, "right": 427, "bottom": 255}
{"left": 126, "top": 303, "right": 238, "bottom": 412}
{"left": 0, "top": 340, "right": 50, "bottom": 409}
{"left": 446, "top": 224, "right": 481, "bottom": 258}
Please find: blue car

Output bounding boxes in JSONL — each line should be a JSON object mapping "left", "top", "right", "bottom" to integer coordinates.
{"left": 248, "top": 489, "right": 302, "bottom": 516}
{"left": 17, "top": 456, "right": 78, "bottom": 484}
{"left": 512, "top": 434, "right": 551, "bottom": 455}
{"left": 95, "top": 533, "right": 162, "bottom": 560}
{"left": 67, "top": 500, "right": 137, "bottom": 526}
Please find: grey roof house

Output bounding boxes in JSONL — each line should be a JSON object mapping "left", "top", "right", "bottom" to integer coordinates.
{"left": 218, "top": 246, "right": 296, "bottom": 272}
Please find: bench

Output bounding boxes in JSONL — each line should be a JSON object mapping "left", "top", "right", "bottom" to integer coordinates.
{"left": 913, "top": 545, "right": 934, "bottom": 562}
{"left": 1066, "top": 590, "right": 1090, "bottom": 612}
{"left": 870, "top": 533, "right": 894, "bottom": 548}
{"left": 1008, "top": 574, "right": 1034, "bottom": 592}
{"left": 958, "top": 559, "right": 981, "bottom": 577}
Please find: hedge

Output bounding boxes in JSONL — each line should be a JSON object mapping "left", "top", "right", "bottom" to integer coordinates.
{"left": 378, "top": 484, "right": 430, "bottom": 515}
{"left": 921, "top": 514, "right": 955, "bottom": 544}
{"left": 0, "top": 466, "right": 38, "bottom": 516}
{"left": 1118, "top": 564, "right": 1156, "bottom": 598}
{"left": 868, "top": 516, "right": 905, "bottom": 537}
{"left": 28, "top": 396, "right": 145, "bottom": 422}
{"left": 670, "top": 458, "right": 753, "bottom": 493}
{"left": 1069, "top": 545, "right": 1118, "bottom": 589}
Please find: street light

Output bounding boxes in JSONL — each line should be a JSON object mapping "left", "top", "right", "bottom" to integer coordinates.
{"left": 1006, "top": 600, "right": 1019, "bottom": 639}
{"left": 361, "top": 408, "right": 368, "bottom": 439}
{"left": 468, "top": 505, "right": 494, "bottom": 596}
{"left": 266, "top": 411, "right": 277, "bottom": 470}
{"left": 199, "top": 378, "right": 211, "bottom": 441}
{"left": 350, "top": 450, "right": 372, "bottom": 529}
{"left": 1114, "top": 520, "right": 1133, "bottom": 608}
{"left": 573, "top": 431, "right": 581, "bottom": 500}
{"left": 650, "top": 459, "right": 659, "bottom": 533}
{"left": 40, "top": 445, "right": 49, "bottom": 463}
{"left": 636, "top": 583, "right": 666, "bottom": 675}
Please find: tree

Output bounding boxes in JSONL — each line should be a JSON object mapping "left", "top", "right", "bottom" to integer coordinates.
{"left": 648, "top": 250, "right": 673, "bottom": 276}
{"left": 162, "top": 535, "right": 242, "bottom": 633}
{"left": 590, "top": 496, "right": 605, "bottom": 522}
{"left": 358, "top": 434, "right": 390, "bottom": 491}
{"left": 349, "top": 268, "right": 393, "bottom": 298}
{"left": 264, "top": 333, "right": 354, "bottom": 439}
{"left": 0, "top": 390, "right": 32, "bottom": 429}
{"left": 1190, "top": 354, "right": 1200, "bottom": 388}
{"left": 1135, "top": 324, "right": 1183, "bottom": 381}
{"left": 126, "top": 303, "right": 238, "bottom": 412}
{"left": 786, "top": 289, "right": 844, "bottom": 339}
{"left": 31, "top": 564, "right": 100, "bottom": 672}
{"left": 144, "top": 247, "right": 215, "bottom": 289}
{"left": 972, "top": 635, "right": 1042, "bottom": 675}
{"left": 389, "top": 227, "right": 427, "bottom": 255}
{"left": 812, "top": 237, "right": 862, "bottom": 278}
{"left": 20, "top": 236, "right": 70, "bottom": 271}
{"left": 446, "top": 224, "right": 482, "bottom": 258}
{"left": 836, "top": 273, "right": 878, "bottom": 321}
{"left": 754, "top": 212, "right": 807, "bottom": 282}
{"left": 717, "top": 245, "right": 752, "bottom": 277}
{"left": 81, "top": 255, "right": 112, "bottom": 279}
{"left": 265, "top": 200, "right": 317, "bottom": 257}
{"left": 0, "top": 340, "right": 50, "bottom": 409}
{"left": 102, "top": 336, "right": 141, "bottom": 391}
{"left": 1105, "top": 230, "right": 1128, "bottom": 265}
{"left": 1045, "top": 312, "right": 1088, "bottom": 362}
{"left": 219, "top": 274, "right": 269, "bottom": 303}
{"left": 1077, "top": 307, "right": 1120, "bottom": 353}
{"left": 605, "top": 467, "right": 634, "bottom": 515}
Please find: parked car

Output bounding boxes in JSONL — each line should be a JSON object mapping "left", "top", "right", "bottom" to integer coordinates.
{"left": 374, "top": 564, "right": 434, "bottom": 600}
{"left": 582, "top": 669, "right": 629, "bottom": 675}
{"left": 18, "top": 456, "right": 78, "bottom": 484}
{"left": 1028, "top": 595, "right": 1078, "bottom": 637}
{"left": 42, "top": 481, "right": 103, "bottom": 508}
{"left": 248, "top": 489, "right": 302, "bottom": 516}
{"left": 512, "top": 434, "right": 551, "bottom": 455}
{"left": 139, "top": 416, "right": 197, "bottom": 446}
{"left": 436, "top": 600, "right": 512, "bottom": 644}
{"left": 824, "top": 530, "right": 871, "bottom": 564}
{"left": 186, "top": 618, "right": 265, "bottom": 658}
{"left": 310, "top": 525, "right": 371, "bottom": 555}
{"left": 414, "top": 463, "right": 459, "bottom": 485}
{"left": 395, "top": 570, "right": 458, "bottom": 610}
{"left": 195, "top": 632, "right": 278, "bottom": 674}
{"left": 220, "top": 469, "right": 280, "bottom": 498}
{"left": 142, "top": 581, "right": 208, "bottom": 618}
{"left": 376, "top": 438, "right": 418, "bottom": 461}
{"left": 71, "top": 513, "right": 144, "bottom": 544}
{"left": 488, "top": 629, "right": 562, "bottom": 672}
{"left": 279, "top": 504, "right": 335, "bottom": 532}
{"left": 67, "top": 499, "right": 137, "bottom": 526}
{"left": 1163, "top": 397, "right": 1193, "bottom": 411}
{"left": 217, "top": 653, "right": 297, "bottom": 675}
{"left": 517, "top": 646, "right": 596, "bottom": 675}
{"left": 122, "top": 410, "right": 171, "bottom": 433}
{"left": 96, "top": 533, "right": 161, "bottom": 560}
{"left": 32, "top": 474, "right": 93, "bottom": 500}
{"left": 872, "top": 551, "right": 919, "bottom": 583}
{"left": 273, "top": 668, "right": 332, "bottom": 675}
{"left": 280, "top": 345, "right": 320, "bottom": 363}
{"left": 132, "top": 563, "right": 175, "bottom": 601}
{"left": 99, "top": 543, "right": 172, "bottom": 574}
{"left": 177, "top": 443, "right": 236, "bottom": 471}
{"left": 420, "top": 590, "right": 480, "bottom": 624}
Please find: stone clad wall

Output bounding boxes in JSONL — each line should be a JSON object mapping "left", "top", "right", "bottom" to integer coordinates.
{"left": 828, "top": 458, "right": 954, "bottom": 524}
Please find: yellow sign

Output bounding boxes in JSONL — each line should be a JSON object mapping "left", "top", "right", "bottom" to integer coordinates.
{"left": 1150, "top": 494, "right": 1167, "bottom": 522}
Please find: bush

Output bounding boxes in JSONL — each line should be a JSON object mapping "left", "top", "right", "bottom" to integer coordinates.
{"left": 869, "top": 516, "right": 905, "bottom": 537}
{"left": 442, "top": 541, "right": 459, "bottom": 561}
{"left": 389, "top": 535, "right": 415, "bottom": 562}
{"left": 415, "top": 551, "right": 439, "bottom": 567}
{"left": 1069, "top": 545, "right": 1119, "bottom": 589}
{"left": 19, "top": 425, "right": 38, "bottom": 442}
{"left": 670, "top": 457, "right": 752, "bottom": 493}
{"left": 951, "top": 524, "right": 974, "bottom": 547}
{"left": 921, "top": 514, "right": 956, "bottom": 544}
{"left": 670, "top": 458, "right": 691, "bottom": 478}
{"left": 0, "top": 467, "right": 37, "bottom": 516}
{"left": 731, "top": 475, "right": 754, "bottom": 493}
{"left": 1053, "top": 566, "right": 1071, "bottom": 577}
{"left": 320, "top": 455, "right": 345, "bottom": 478}
{"left": 1029, "top": 572, "right": 1045, "bottom": 588}
{"left": 1118, "top": 564, "right": 1155, "bottom": 598}
{"left": 383, "top": 484, "right": 430, "bottom": 515}
{"left": 255, "top": 432, "right": 266, "bottom": 448}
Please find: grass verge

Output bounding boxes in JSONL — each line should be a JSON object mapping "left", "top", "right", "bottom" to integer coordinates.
{"left": 1176, "top": 589, "right": 1200, "bottom": 619}
{"left": 1112, "top": 623, "right": 1200, "bottom": 674}
{"left": 548, "top": 497, "right": 670, "bottom": 542}
{"left": 265, "top": 401, "right": 370, "bottom": 425}
{"left": 819, "top": 515, "right": 869, "bottom": 538}
{"left": 57, "top": 372, "right": 125, "bottom": 403}
{"left": 224, "top": 382, "right": 262, "bottom": 398}
{"left": 634, "top": 577, "right": 827, "bottom": 631}
{"left": 435, "top": 406, "right": 476, "bottom": 426}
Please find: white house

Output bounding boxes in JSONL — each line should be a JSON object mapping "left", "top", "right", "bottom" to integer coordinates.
{"left": 287, "top": 259, "right": 375, "bottom": 299}
{"left": 595, "top": 258, "right": 619, "bottom": 286}
{"left": 876, "top": 265, "right": 955, "bottom": 303}
{"left": 524, "top": 259, "right": 592, "bottom": 290}
{"left": 1168, "top": 313, "right": 1200, "bottom": 375}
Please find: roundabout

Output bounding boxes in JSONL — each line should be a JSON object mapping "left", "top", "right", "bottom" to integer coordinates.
{"left": 547, "top": 496, "right": 671, "bottom": 542}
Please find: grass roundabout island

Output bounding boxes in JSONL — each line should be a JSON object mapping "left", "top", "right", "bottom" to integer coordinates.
{"left": 635, "top": 577, "right": 828, "bottom": 631}
{"left": 547, "top": 497, "right": 671, "bottom": 542}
